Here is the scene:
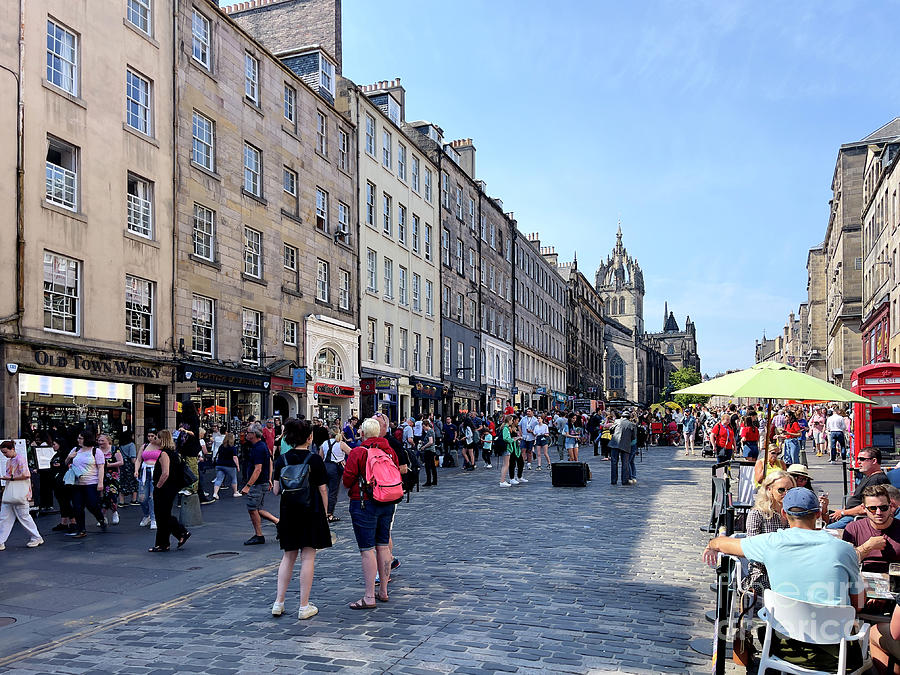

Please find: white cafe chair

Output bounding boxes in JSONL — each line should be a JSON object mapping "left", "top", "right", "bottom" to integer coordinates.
{"left": 757, "top": 589, "right": 872, "bottom": 675}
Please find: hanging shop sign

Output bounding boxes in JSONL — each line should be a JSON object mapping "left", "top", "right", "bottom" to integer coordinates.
{"left": 375, "top": 377, "right": 398, "bottom": 392}
{"left": 359, "top": 378, "right": 377, "bottom": 395}
{"left": 179, "top": 364, "right": 270, "bottom": 392}
{"left": 313, "top": 383, "right": 354, "bottom": 398}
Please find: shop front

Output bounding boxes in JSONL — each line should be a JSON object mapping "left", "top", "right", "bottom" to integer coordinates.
{"left": 305, "top": 314, "right": 360, "bottom": 424}
{"left": 484, "top": 386, "right": 510, "bottom": 415}
{"left": 360, "top": 371, "right": 398, "bottom": 423}
{"left": 410, "top": 377, "right": 443, "bottom": 418}
{"left": 271, "top": 367, "right": 306, "bottom": 420}
{"left": 446, "top": 385, "right": 484, "bottom": 417}
{"left": 178, "top": 362, "right": 271, "bottom": 434}
{"left": 862, "top": 301, "right": 890, "bottom": 366}
{"left": 2, "top": 341, "right": 173, "bottom": 443}
{"left": 312, "top": 383, "right": 355, "bottom": 425}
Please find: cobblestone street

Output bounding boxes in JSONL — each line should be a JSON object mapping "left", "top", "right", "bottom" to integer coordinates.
{"left": 0, "top": 448, "right": 720, "bottom": 674}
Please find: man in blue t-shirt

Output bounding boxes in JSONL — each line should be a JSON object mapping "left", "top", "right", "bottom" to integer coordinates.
{"left": 704, "top": 487, "right": 863, "bottom": 607}
{"left": 241, "top": 423, "right": 279, "bottom": 546}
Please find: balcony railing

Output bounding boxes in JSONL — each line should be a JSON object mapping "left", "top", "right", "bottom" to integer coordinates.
{"left": 46, "top": 162, "right": 76, "bottom": 210}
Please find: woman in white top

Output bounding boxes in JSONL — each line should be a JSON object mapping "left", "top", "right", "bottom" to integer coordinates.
{"left": 533, "top": 417, "right": 551, "bottom": 470}
{"left": 64, "top": 430, "right": 107, "bottom": 538}
{"left": 319, "top": 428, "right": 349, "bottom": 522}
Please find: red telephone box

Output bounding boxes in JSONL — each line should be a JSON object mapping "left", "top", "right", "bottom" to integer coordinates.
{"left": 850, "top": 363, "right": 900, "bottom": 458}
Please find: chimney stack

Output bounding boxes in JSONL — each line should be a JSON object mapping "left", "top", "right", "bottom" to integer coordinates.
{"left": 450, "top": 138, "right": 476, "bottom": 179}
{"left": 541, "top": 245, "right": 558, "bottom": 267}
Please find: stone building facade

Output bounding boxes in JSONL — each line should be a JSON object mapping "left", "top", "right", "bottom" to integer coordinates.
{"left": 805, "top": 244, "right": 827, "bottom": 379}
{"left": 335, "top": 77, "right": 441, "bottom": 422}
{"left": 476, "top": 171, "right": 515, "bottom": 413}
{"left": 0, "top": 0, "right": 177, "bottom": 440}
{"left": 514, "top": 234, "right": 567, "bottom": 411}
{"left": 175, "top": 0, "right": 358, "bottom": 426}
{"left": 406, "top": 124, "right": 483, "bottom": 414}
{"left": 822, "top": 122, "right": 900, "bottom": 385}
{"left": 227, "top": 0, "right": 342, "bottom": 73}
{"left": 555, "top": 259, "right": 605, "bottom": 399}
{"left": 860, "top": 136, "right": 900, "bottom": 365}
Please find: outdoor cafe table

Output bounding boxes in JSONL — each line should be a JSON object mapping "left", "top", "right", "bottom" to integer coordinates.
{"left": 859, "top": 571, "right": 895, "bottom": 624}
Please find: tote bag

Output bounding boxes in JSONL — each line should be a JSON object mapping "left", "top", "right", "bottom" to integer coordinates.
{"left": 1, "top": 478, "right": 29, "bottom": 505}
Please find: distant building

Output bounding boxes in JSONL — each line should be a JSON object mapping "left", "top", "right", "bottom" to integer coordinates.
{"left": 593, "top": 228, "right": 699, "bottom": 404}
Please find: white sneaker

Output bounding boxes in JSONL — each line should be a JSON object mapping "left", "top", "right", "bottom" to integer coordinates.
{"left": 111, "top": 512, "right": 119, "bottom": 525}
{"left": 27, "top": 538, "right": 43, "bottom": 548}
{"left": 526, "top": 463, "right": 532, "bottom": 470}
{"left": 139, "top": 516, "right": 151, "bottom": 527}
{"left": 499, "top": 481, "right": 511, "bottom": 487}
{"left": 510, "top": 478, "right": 520, "bottom": 485}
{"left": 0, "top": 543, "right": 5, "bottom": 551}
{"left": 150, "top": 520, "right": 157, "bottom": 530}
{"left": 485, "top": 464, "right": 493, "bottom": 469}
{"left": 519, "top": 477, "right": 529, "bottom": 483}
{"left": 272, "top": 601, "right": 285, "bottom": 616}
{"left": 298, "top": 604, "right": 318, "bottom": 620}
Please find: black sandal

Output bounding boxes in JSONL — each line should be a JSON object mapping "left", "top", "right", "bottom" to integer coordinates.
{"left": 148, "top": 546, "right": 169, "bottom": 553}
{"left": 177, "top": 532, "right": 191, "bottom": 549}
{"left": 327, "top": 515, "right": 341, "bottom": 522}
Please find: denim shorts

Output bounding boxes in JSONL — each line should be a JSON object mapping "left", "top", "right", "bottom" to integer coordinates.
{"left": 214, "top": 466, "right": 237, "bottom": 486}
{"left": 348, "top": 499, "right": 395, "bottom": 551}
{"left": 246, "top": 483, "right": 268, "bottom": 511}
{"left": 521, "top": 439, "right": 534, "bottom": 451}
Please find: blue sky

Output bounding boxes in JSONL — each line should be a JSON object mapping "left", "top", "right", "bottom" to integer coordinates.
{"left": 338, "top": 0, "right": 900, "bottom": 376}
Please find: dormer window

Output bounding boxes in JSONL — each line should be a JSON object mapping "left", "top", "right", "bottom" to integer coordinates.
{"left": 387, "top": 97, "right": 400, "bottom": 125}
{"left": 319, "top": 53, "right": 335, "bottom": 97}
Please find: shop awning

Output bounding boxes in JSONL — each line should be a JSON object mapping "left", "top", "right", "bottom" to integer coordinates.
{"left": 19, "top": 373, "right": 132, "bottom": 400}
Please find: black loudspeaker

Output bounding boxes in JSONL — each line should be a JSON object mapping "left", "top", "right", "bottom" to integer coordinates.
{"left": 551, "top": 461, "right": 589, "bottom": 487}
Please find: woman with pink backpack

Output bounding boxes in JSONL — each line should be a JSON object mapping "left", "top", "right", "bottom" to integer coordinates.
{"left": 342, "top": 417, "right": 404, "bottom": 609}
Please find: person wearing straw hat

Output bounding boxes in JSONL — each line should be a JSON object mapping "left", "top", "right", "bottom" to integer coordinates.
{"left": 785, "top": 464, "right": 816, "bottom": 492}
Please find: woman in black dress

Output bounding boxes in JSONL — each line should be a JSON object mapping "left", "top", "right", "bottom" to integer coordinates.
{"left": 271, "top": 418, "right": 331, "bottom": 620}
{"left": 148, "top": 430, "right": 190, "bottom": 553}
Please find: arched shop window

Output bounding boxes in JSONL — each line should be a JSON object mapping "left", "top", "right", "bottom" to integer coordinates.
{"left": 314, "top": 348, "right": 344, "bottom": 380}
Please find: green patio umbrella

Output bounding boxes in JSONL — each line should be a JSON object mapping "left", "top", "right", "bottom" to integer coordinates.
{"left": 674, "top": 362, "right": 873, "bottom": 404}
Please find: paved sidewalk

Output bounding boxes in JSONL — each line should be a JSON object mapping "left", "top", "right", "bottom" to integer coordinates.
{"left": 0, "top": 447, "right": 721, "bottom": 674}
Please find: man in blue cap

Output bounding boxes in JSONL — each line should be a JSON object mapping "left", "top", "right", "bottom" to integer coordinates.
{"left": 703, "top": 487, "right": 863, "bottom": 608}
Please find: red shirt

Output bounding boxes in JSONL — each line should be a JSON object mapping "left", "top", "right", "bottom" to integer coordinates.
{"left": 711, "top": 423, "right": 735, "bottom": 450}
{"left": 740, "top": 425, "right": 759, "bottom": 442}
{"left": 342, "top": 437, "right": 400, "bottom": 500}
{"left": 262, "top": 427, "right": 275, "bottom": 452}
{"left": 784, "top": 422, "right": 801, "bottom": 439}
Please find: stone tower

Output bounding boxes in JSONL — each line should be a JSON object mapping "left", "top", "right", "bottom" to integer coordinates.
{"left": 595, "top": 225, "right": 644, "bottom": 335}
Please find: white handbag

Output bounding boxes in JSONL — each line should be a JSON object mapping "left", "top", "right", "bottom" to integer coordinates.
{"left": 1, "top": 478, "right": 29, "bottom": 505}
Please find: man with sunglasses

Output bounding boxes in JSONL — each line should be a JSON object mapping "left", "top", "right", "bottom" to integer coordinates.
{"left": 827, "top": 447, "right": 890, "bottom": 529}
{"left": 841, "top": 484, "right": 900, "bottom": 572}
